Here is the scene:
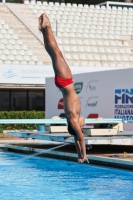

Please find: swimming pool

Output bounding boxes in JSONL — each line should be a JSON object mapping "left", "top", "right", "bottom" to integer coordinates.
{"left": 0, "top": 151, "right": 133, "bottom": 200}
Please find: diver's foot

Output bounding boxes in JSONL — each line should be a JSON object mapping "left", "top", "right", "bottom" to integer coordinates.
{"left": 82, "top": 157, "right": 89, "bottom": 164}
{"left": 38, "top": 13, "right": 51, "bottom": 32}
{"left": 78, "top": 158, "right": 83, "bottom": 164}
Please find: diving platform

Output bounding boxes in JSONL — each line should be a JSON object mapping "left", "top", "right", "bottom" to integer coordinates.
{"left": 7, "top": 131, "right": 133, "bottom": 146}
{"left": 4, "top": 118, "right": 133, "bottom": 146}
{"left": 0, "top": 118, "right": 132, "bottom": 124}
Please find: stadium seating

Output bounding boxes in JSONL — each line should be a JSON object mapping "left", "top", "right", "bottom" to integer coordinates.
{"left": 0, "top": 3, "right": 48, "bottom": 65}
{"left": 0, "top": 18, "right": 44, "bottom": 65}
{"left": 0, "top": 1, "right": 133, "bottom": 67}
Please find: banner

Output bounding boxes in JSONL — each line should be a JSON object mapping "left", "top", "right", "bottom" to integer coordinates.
{"left": 46, "top": 68, "right": 133, "bottom": 131}
{"left": 0, "top": 64, "right": 122, "bottom": 84}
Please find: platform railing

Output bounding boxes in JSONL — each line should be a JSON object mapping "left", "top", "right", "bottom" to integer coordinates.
{"left": 0, "top": 119, "right": 132, "bottom": 124}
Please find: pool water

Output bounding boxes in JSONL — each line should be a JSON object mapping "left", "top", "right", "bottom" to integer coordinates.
{"left": 0, "top": 152, "right": 133, "bottom": 200}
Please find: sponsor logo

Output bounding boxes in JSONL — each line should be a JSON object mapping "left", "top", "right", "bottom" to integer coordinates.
{"left": 88, "top": 101, "right": 97, "bottom": 107}
{"left": 115, "top": 89, "right": 133, "bottom": 104}
{"left": 86, "top": 97, "right": 98, "bottom": 107}
{"left": 3, "top": 69, "right": 17, "bottom": 78}
{"left": 89, "top": 85, "right": 96, "bottom": 91}
{"left": 74, "top": 82, "right": 83, "bottom": 94}
{"left": 86, "top": 80, "right": 99, "bottom": 92}
{"left": 58, "top": 98, "right": 64, "bottom": 109}
{"left": 87, "top": 113, "right": 99, "bottom": 119}
{"left": 86, "top": 114, "right": 99, "bottom": 126}
{"left": 114, "top": 88, "right": 133, "bottom": 120}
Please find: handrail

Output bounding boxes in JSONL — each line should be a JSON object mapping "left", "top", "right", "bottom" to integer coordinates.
{"left": 5, "top": 3, "right": 43, "bottom": 44}
{"left": 0, "top": 119, "right": 132, "bottom": 124}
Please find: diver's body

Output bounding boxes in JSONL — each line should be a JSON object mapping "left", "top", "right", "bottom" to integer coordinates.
{"left": 38, "top": 13, "right": 89, "bottom": 163}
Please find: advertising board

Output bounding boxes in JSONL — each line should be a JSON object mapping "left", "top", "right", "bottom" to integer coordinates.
{"left": 46, "top": 68, "right": 133, "bottom": 131}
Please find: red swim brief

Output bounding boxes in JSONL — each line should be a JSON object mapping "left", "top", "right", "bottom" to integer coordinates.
{"left": 55, "top": 75, "right": 73, "bottom": 88}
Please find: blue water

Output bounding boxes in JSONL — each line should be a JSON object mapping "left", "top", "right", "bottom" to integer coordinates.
{"left": 0, "top": 152, "right": 133, "bottom": 200}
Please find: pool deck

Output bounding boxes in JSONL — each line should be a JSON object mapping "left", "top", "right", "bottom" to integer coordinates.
{"left": 0, "top": 138, "right": 133, "bottom": 171}
{"left": 2, "top": 129, "right": 133, "bottom": 170}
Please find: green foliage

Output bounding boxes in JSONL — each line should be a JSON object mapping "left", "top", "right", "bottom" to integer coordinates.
{"left": 0, "top": 111, "right": 45, "bottom": 131}
{"left": 0, "top": 128, "right": 3, "bottom": 133}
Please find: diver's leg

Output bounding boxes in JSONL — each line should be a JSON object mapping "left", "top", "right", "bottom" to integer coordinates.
{"left": 38, "top": 13, "right": 72, "bottom": 78}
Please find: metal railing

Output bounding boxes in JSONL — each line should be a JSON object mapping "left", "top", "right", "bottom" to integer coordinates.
{"left": 0, "top": 118, "right": 132, "bottom": 124}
